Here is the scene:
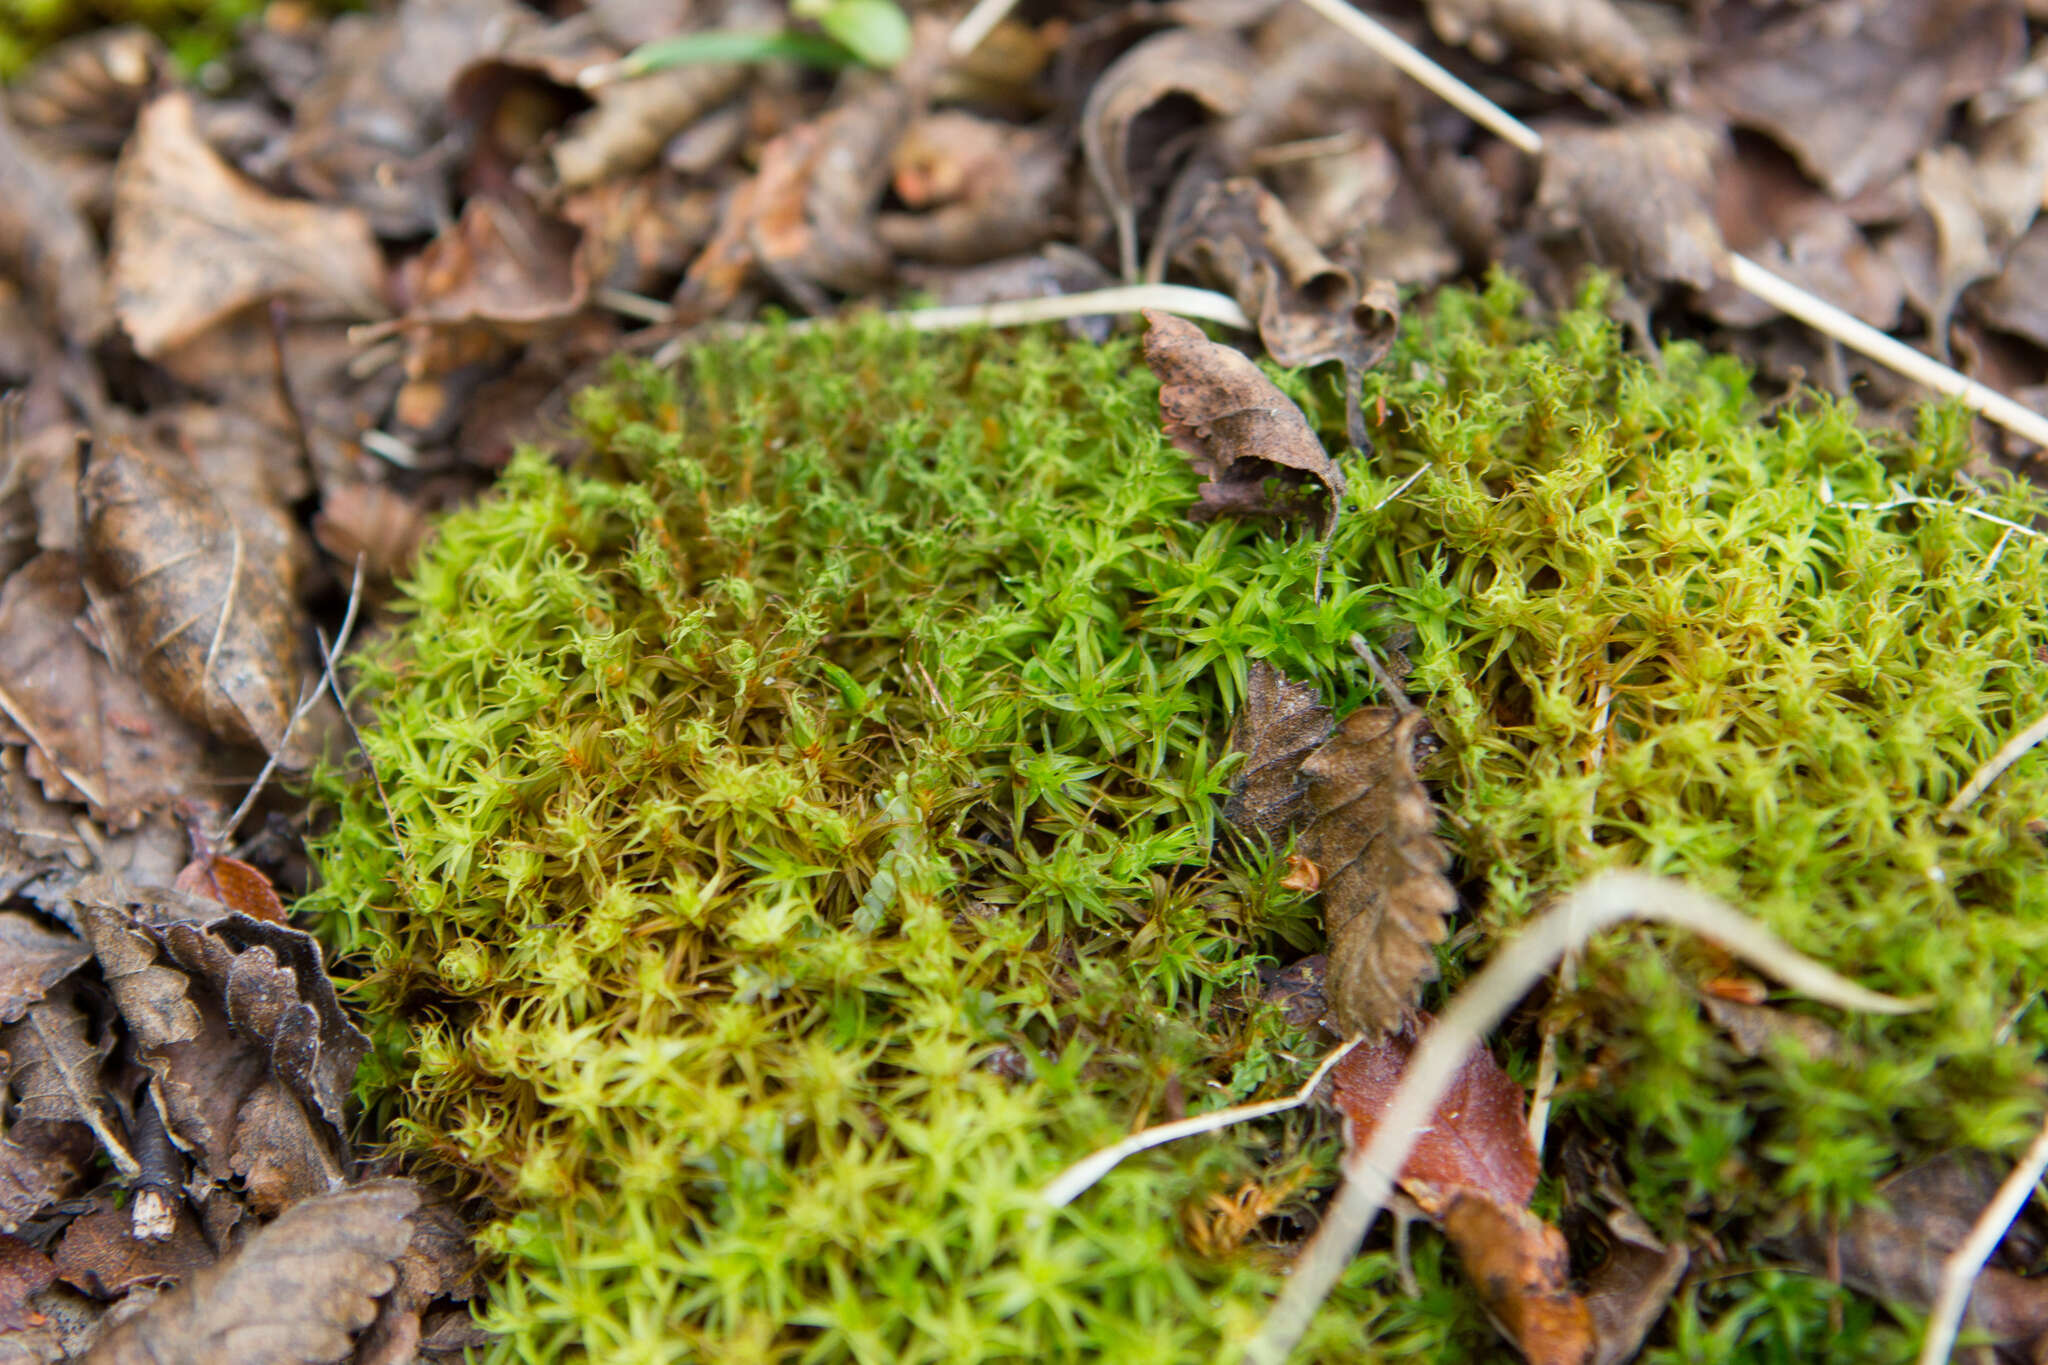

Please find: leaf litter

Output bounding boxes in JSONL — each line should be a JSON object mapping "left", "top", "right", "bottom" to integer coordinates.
{"left": 3, "top": 0, "right": 2048, "bottom": 1358}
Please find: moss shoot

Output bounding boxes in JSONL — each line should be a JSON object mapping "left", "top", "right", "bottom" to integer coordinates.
{"left": 306, "top": 276, "right": 2048, "bottom": 1363}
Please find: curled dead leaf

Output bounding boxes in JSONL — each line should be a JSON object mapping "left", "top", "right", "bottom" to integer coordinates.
{"left": 1081, "top": 29, "right": 1254, "bottom": 279}
{"left": 81, "top": 436, "right": 305, "bottom": 755}
{"left": 876, "top": 113, "right": 1068, "bottom": 266}
{"left": 1140, "top": 309, "right": 1346, "bottom": 537}
{"left": 1172, "top": 177, "right": 1397, "bottom": 447}
{"left": 172, "top": 857, "right": 286, "bottom": 925}
{"left": 110, "top": 93, "right": 385, "bottom": 359}
{"left": 1297, "top": 705, "right": 1455, "bottom": 1037}
{"left": 1222, "top": 660, "right": 1333, "bottom": 840}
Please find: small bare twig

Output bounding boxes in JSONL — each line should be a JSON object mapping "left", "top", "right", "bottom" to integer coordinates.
{"left": 1919, "top": 1111, "right": 2048, "bottom": 1365}
{"left": 1245, "top": 869, "right": 1923, "bottom": 1365}
{"left": 1290, "top": 0, "right": 2048, "bottom": 451}
{"left": 1039, "top": 1036, "right": 1364, "bottom": 1208}
{"left": 1943, "top": 706, "right": 2048, "bottom": 820}
{"left": 949, "top": 0, "right": 1021, "bottom": 56}
{"left": 213, "top": 558, "right": 366, "bottom": 848}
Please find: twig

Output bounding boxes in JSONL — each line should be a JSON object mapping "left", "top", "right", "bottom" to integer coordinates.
{"left": 948, "top": 0, "right": 1021, "bottom": 57}
{"left": 1039, "top": 1036, "right": 1363, "bottom": 1208}
{"left": 1290, "top": 0, "right": 2048, "bottom": 451}
{"left": 1525, "top": 1012, "right": 1561, "bottom": 1157}
{"left": 1919, "top": 1111, "right": 2048, "bottom": 1365}
{"left": 593, "top": 286, "right": 677, "bottom": 324}
{"left": 213, "top": 558, "right": 366, "bottom": 848}
{"left": 1244, "top": 869, "right": 1923, "bottom": 1365}
{"left": 360, "top": 429, "right": 422, "bottom": 469}
{"left": 1943, "top": 705, "right": 2048, "bottom": 820}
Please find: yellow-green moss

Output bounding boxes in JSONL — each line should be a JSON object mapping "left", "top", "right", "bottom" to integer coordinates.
{"left": 307, "top": 276, "right": 2048, "bottom": 1362}
{"left": 0, "top": 0, "right": 349, "bottom": 74}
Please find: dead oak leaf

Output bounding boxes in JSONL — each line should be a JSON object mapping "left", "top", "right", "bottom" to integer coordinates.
{"left": 110, "top": 92, "right": 386, "bottom": 359}
{"left": 1141, "top": 309, "right": 1346, "bottom": 537}
{"left": 1222, "top": 659, "right": 1332, "bottom": 841}
{"left": 1297, "top": 705, "right": 1454, "bottom": 1036}
{"left": 82, "top": 435, "right": 305, "bottom": 756}
{"left": 79, "top": 1179, "right": 419, "bottom": 1365}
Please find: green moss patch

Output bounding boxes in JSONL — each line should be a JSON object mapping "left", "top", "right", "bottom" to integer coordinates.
{"left": 307, "top": 276, "right": 2048, "bottom": 1362}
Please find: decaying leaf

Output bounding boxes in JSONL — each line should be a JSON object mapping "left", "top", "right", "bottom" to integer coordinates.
{"left": 81, "top": 436, "right": 305, "bottom": 756}
{"left": 1425, "top": 0, "right": 1656, "bottom": 95}
{"left": 2, "top": 991, "right": 134, "bottom": 1182}
{"left": 7, "top": 27, "right": 164, "bottom": 156}
{"left": 1222, "top": 660, "right": 1333, "bottom": 840}
{"left": 876, "top": 113, "right": 1068, "bottom": 266}
{"left": 1329, "top": 1022, "right": 1539, "bottom": 1212}
{"left": 1971, "top": 217, "right": 2048, "bottom": 349}
{"left": 1081, "top": 30, "right": 1255, "bottom": 280}
{"left": 0, "top": 552, "right": 227, "bottom": 826}
{"left": 0, "top": 104, "right": 111, "bottom": 346}
{"left": 173, "top": 856, "right": 287, "bottom": 926}
{"left": 80, "top": 1179, "right": 419, "bottom": 1365}
{"left": 109, "top": 92, "right": 386, "bottom": 359}
{"left": 1687, "top": 0, "right": 2025, "bottom": 201}
{"left": 1296, "top": 705, "right": 1454, "bottom": 1037}
{"left": 0, "top": 1236, "right": 55, "bottom": 1332}
{"left": 1705, "top": 148, "right": 1904, "bottom": 331}
{"left": 310, "top": 482, "right": 431, "bottom": 581}
{"left": 1442, "top": 1191, "right": 1598, "bottom": 1365}
{"left": 1172, "top": 178, "right": 1398, "bottom": 449}
{"left": 1779, "top": 1153, "right": 2048, "bottom": 1347}
{"left": 399, "top": 192, "right": 589, "bottom": 379}
{"left": 552, "top": 48, "right": 749, "bottom": 191}
{"left": 228, "top": 1075, "right": 345, "bottom": 1216}
{"left": 155, "top": 911, "right": 369, "bottom": 1141}
{"left": 1141, "top": 309, "right": 1347, "bottom": 536}
{"left": 1534, "top": 118, "right": 1727, "bottom": 292}
{"left": 0, "top": 914, "right": 89, "bottom": 1025}
{"left": 53, "top": 1199, "right": 212, "bottom": 1299}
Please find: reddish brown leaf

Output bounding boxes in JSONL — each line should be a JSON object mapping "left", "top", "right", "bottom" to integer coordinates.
{"left": 1171, "top": 178, "right": 1398, "bottom": 447}
{"left": 1296, "top": 706, "right": 1455, "bottom": 1036}
{"left": 1141, "top": 309, "right": 1346, "bottom": 537}
{"left": 877, "top": 113, "right": 1068, "bottom": 266}
{"left": 172, "top": 857, "right": 287, "bottom": 925}
{"left": 1080, "top": 29, "right": 1254, "bottom": 279}
{"left": 79, "top": 1179, "right": 419, "bottom": 1365}
{"left": 1441, "top": 1190, "right": 1596, "bottom": 1365}
{"left": 81, "top": 436, "right": 305, "bottom": 756}
{"left": 1329, "top": 1020, "right": 1539, "bottom": 1212}
{"left": 109, "top": 93, "right": 385, "bottom": 358}
{"left": 53, "top": 1200, "right": 212, "bottom": 1300}
{"left": 0, "top": 1235, "right": 55, "bottom": 1332}
{"left": 1222, "top": 660, "right": 1333, "bottom": 840}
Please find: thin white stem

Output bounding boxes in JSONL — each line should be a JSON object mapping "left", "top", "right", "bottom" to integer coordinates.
{"left": 948, "top": 0, "right": 1021, "bottom": 57}
{"left": 1244, "top": 870, "right": 1922, "bottom": 1365}
{"left": 1290, "top": 0, "right": 2048, "bottom": 450}
{"left": 1040, "top": 1036, "right": 1363, "bottom": 1208}
{"left": 1919, "top": 1112, "right": 2048, "bottom": 1365}
{"left": 1369, "top": 465, "right": 1428, "bottom": 512}
{"left": 1944, "top": 706, "right": 2048, "bottom": 819}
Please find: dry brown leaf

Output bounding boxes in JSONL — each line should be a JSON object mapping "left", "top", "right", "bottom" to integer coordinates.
{"left": 401, "top": 193, "right": 587, "bottom": 350}
{"left": 1698, "top": 992, "right": 1852, "bottom": 1062}
{"left": 81, "top": 436, "right": 305, "bottom": 756}
{"left": 1971, "top": 217, "right": 2048, "bottom": 348}
{"left": 1686, "top": 0, "right": 2025, "bottom": 202}
{"left": 1329, "top": 1020, "right": 1540, "bottom": 1212}
{"left": 1442, "top": 1191, "right": 1597, "bottom": 1365}
{"left": 52, "top": 1200, "right": 212, "bottom": 1300}
{"left": 1779, "top": 1154, "right": 2048, "bottom": 1346}
{"left": 228, "top": 1075, "right": 345, "bottom": 1216}
{"left": 172, "top": 856, "right": 287, "bottom": 925}
{"left": 81, "top": 1178, "right": 419, "bottom": 1365}
{"left": 284, "top": 0, "right": 533, "bottom": 236}
{"left": 552, "top": 53, "right": 749, "bottom": 191}
{"left": 0, "top": 551, "right": 228, "bottom": 825}
{"left": 0, "top": 914, "right": 90, "bottom": 1025}
{"left": 0, "top": 1236, "right": 55, "bottom": 1332}
{"left": 0, "top": 1119, "right": 93, "bottom": 1234}
{"left": 1534, "top": 118, "right": 1727, "bottom": 292}
{"left": 1425, "top": 0, "right": 1655, "bottom": 95}
{"left": 1296, "top": 704, "right": 1454, "bottom": 1037}
{"left": 310, "top": 483, "right": 430, "bottom": 582}
{"left": 0, "top": 103, "right": 110, "bottom": 346}
{"left": 1080, "top": 29, "right": 1255, "bottom": 280}
{"left": 876, "top": 113, "right": 1068, "bottom": 266}
{"left": 1707, "top": 148, "right": 1904, "bottom": 331}
{"left": 1221, "top": 659, "right": 1332, "bottom": 840}
{"left": 7, "top": 27, "right": 164, "bottom": 156}
{"left": 2, "top": 991, "right": 133, "bottom": 1183}
{"left": 1171, "top": 177, "right": 1398, "bottom": 448}
{"left": 1584, "top": 1235, "right": 1687, "bottom": 1365}
{"left": 110, "top": 92, "right": 385, "bottom": 359}
{"left": 1140, "top": 309, "right": 1346, "bottom": 536}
